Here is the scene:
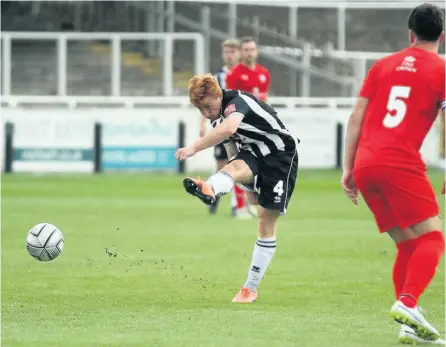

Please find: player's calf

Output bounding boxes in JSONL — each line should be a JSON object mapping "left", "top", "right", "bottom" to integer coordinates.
{"left": 232, "top": 207, "right": 280, "bottom": 302}
{"left": 392, "top": 230, "right": 445, "bottom": 318}
{"left": 257, "top": 207, "right": 280, "bottom": 238}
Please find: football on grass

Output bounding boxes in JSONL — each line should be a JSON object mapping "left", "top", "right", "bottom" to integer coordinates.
{"left": 26, "top": 223, "right": 64, "bottom": 261}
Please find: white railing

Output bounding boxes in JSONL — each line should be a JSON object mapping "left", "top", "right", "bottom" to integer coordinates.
{"left": 260, "top": 46, "right": 446, "bottom": 92}
{"left": 194, "top": 1, "right": 445, "bottom": 52}
{"left": 0, "top": 95, "right": 358, "bottom": 109}
{"left": 1, "top": 32, "right": 205, "bottom": 97}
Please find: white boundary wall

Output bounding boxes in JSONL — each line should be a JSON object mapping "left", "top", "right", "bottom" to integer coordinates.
{"left": 0, "top": 96, "right": 442, "bottom": 173}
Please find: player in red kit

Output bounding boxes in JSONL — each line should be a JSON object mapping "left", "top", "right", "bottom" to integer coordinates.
{"left": 341, "top": 4, "right": 445, "bottom": 345}
{"left": 226, "top": 36, "right": 271, "bottom": 102}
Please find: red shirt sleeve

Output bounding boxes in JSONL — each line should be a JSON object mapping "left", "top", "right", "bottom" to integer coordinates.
{"left": 265, "top": 69, "right": 271, "bottom": 92}
{"left": 225, "top": 69, "right": 238, "bottom": 90}
{"left": 257, "top": 67, "right": 270, "bottom": 101}
{"left": 359, "top": 62, "right": 379, "bottom": 99}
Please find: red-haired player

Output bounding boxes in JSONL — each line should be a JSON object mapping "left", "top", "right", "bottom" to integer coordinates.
{"left": 199, "top": 38, "right": 253, "bottom": 219}
{"left": 225, "top": 37, "right": 271, "bottom": 218}
{"left": 176, "top": 74, "right": 298, "bottom": 303}
{"left": 342, "top": 4, "right": 445, "bottom": 344}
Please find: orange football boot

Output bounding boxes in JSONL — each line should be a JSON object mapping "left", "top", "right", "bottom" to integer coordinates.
{"left": 183, "top": 177, "right": 216, "bottom": 206}
{"left": 232, "top": 287, "right": 257, "bottom": 303}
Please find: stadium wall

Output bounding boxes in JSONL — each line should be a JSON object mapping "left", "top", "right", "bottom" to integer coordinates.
{"left": 1, "top": 107, "right": 442, "bottom": 173}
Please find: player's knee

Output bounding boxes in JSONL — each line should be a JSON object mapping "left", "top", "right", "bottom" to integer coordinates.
{"left": 216, "top": 160, "right": 228, "bottom": 171}
{"left": 229, "top": 159, "right": 248, "bottom": 172}
{"left": 222, "top": 160, "right": 254, "bottom": 183}
{"left": 410, "top": 215, "right": 443, "bottom": 237}
{"left": 258, "top": 207, "right": 280, "bottom": 238}
{"left": 387, "top": 228, "right": 415, "bottom": 243}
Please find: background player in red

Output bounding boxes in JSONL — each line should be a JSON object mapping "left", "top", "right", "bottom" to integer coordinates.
{"left": 341, "top": 4, "right": 445, "bottom": 344}
{"left": 226, "top": 36, "right": 271, "bottom": 102}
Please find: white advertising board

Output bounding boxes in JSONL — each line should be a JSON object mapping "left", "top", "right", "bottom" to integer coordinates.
{"left": 1, "top": 106, "right": 442, "bottom": 173}
{"left": 101, "top": 117, "right": 179, "bottom": 171}
{"left": 2, "top": 113, "right": 94, "bottom": 173}
{"left": 280, "top": 109, "right": 338, "bottom": 168}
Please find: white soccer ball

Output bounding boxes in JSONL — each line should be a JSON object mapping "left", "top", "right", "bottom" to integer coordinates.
{"left": 26, "top": 223, "right": 64, "bottom": 261}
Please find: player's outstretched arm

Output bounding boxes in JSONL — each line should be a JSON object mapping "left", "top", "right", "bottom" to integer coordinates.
{"left": 343, "top": 97, "right": 368, "bottom": 172}
{"left": 341, "top": 97, "right": 368, "bottom": 204}
{"left": 175, "top": 113, "right": 244, "bottom": 161}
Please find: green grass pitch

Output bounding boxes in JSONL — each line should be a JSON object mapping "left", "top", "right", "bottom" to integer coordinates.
{"left": 1, "top": 169, "right": 444, "bottom": 347}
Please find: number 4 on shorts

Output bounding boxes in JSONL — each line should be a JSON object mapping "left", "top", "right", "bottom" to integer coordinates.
{"left": 273, "top": 180, "right": 284, "bottom": 197}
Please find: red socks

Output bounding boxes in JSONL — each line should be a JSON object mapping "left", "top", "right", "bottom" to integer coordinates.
{"left": 395, "top": 231, "right": 445, "bottom": 307}
{"left": 393, "top": 238, "right": 417, "bottom": 298}
{"left": 234, "top": 185, "right": 245, "bottom": 209}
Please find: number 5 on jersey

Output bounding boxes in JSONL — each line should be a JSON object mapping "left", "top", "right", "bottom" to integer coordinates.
{"left": 383, "top": 86, "right": 411, "bottom": 128}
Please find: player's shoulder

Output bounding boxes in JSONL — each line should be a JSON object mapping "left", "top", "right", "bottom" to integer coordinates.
{"left": 381, "top": 48, "right": 444, "bottom": 66}
{"left": 224, "top": 90, "right": 248, "bottom": 104}
{"left": 223, "top": 99, "right": 246, "bottom": 117}
{"left": 223, "top": 91, "right": 252, "bottom": 114}
{"left": 430, "top": 55, "right": 445, "bottom": 86}
{"left": 227, "top": 63, "right": 243, "bottom": 75}
{"left": 415, "top": 49, "right": 445, "bottom": 66}
{"left": 256, "top": 64, "right": 270, "bottom": 73}
{"left": 374, "top": 49, "right": 407, "bottom": 67}
{"left": 432, "top": 56, "right": 446, "bottom": 79}
{"left": 429, "top": 53, "right": 446, "bottom": 71}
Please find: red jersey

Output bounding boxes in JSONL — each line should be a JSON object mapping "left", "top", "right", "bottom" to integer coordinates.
{"left": 354, "top": 47, "right": 445, "bottom": 173}
{"left": 225, "top": 63, "right": 270, "bottom": 101}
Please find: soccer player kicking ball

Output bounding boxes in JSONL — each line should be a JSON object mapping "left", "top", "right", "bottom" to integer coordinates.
{"left": 341, "top": 3, "right": 445, "bottom": 345}
{"left": 175, "top": 74, "right": 298, "bottom": 303}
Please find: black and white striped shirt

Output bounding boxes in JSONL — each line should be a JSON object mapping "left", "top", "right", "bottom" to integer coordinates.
{"left": 214, "top": 66, "right": 228, "bottom": 89}
{"left": 213, "top": 90, "right": 298, "bottom": 157}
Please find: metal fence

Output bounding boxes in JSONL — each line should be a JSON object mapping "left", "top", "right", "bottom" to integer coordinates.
{"left": 1, "top": 32, "right": 204, "bottom": 97}
{"left": 1, "top": 1, "right": 444, "bottom": 97}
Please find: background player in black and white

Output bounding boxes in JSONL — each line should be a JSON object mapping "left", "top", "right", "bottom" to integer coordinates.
{"left": 199, "top": 38, "right": 254, "bottom": 218}
{"left": 176, "top": 74, "right": 299, "bottom": 303}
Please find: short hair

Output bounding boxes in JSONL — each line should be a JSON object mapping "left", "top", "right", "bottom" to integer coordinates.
{"left": 188, "top": 74, "right": 222, "bottom": 107}
{"left": 240, "top": 36, "right": 256, "bottom": 46}
{"left": 408, "top": 3, "right": 444, "bottom": 42}
{"left": 221, "top": 38, "right": 240, "bottom": 49}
